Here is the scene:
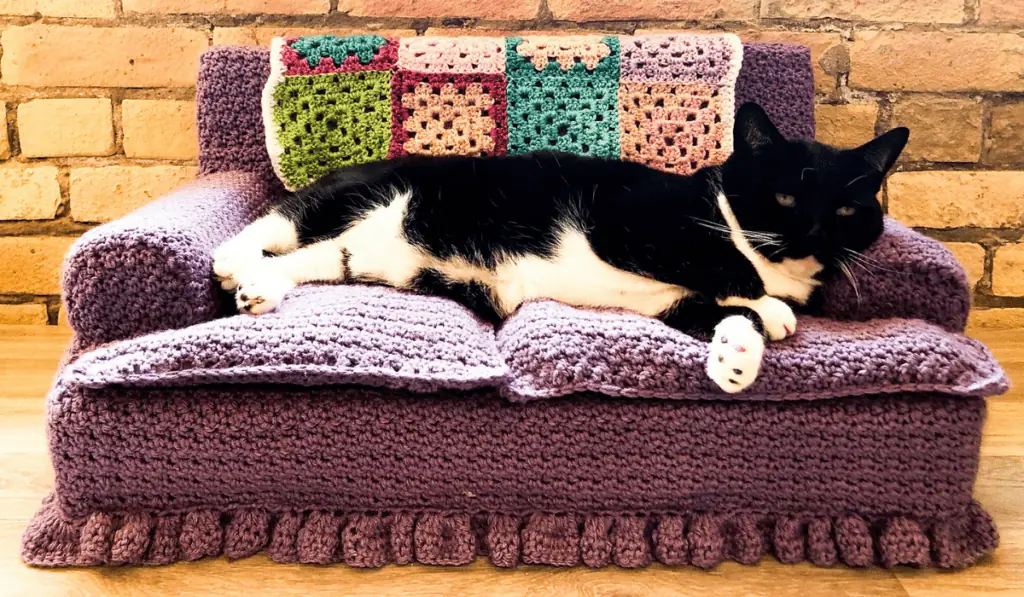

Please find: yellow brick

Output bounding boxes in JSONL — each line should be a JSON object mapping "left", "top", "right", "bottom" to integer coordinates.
{"left": 0, "top": 236, "right": 77, "bottom": 295}
{"left": 341, "top": 0, "right": 538, "bottom": 19}
{"left": 762, "top": 0, "right": 964, "bottom": 23}
{"left": 891, "top": 96, "right": 982, "bottom": 163}
{"left": 124, "top": 0, "right": 328, "bottom": 13}
{"left": 993, "top": 243, "right": 1024, "bottom": 297}
{"left": 0, "top": 303, "right": 48, "bottom": 325}
{"left": 888, "top": 171, "right": 1024, "bottom": 229}
{"left": 71, "top": 166, "right": 198, "bottom": 223}
{"left": 849, "top": 31, "right": 1024, "bottom": 92}
{"left": 814, "top": 103, "right": 877, "bottom": 148}
{"left": 122, "top": 100, "right": 197, "bottom": 160}
{"left": 0, "top": 164, "right": 61, "bottom": 220}
{"left": 1, "top": 25, "right": 209, "bottom": 88}
{"left": 429, "top": 28, "right": 606, "bottom": 37}
{"left": 980, "top": 0, "right": 1024, "bottom": 24}
{"left": 548, "top": 0, "right": 751, "bottom": 20}
{"left": 969, "top": 308, "right": 1024, "bottom": 330}
{"left": 942, "top": 242, "right": 985, "bottom": 289}
{"left": 0, "top": 0, "right": 114, "bottom": 18}
{"left": 0, "top": 104, "right": 9, "bottom": 160}
{"left": 986, "top": 103, "right": 1024, "bottom": 166}
{"left": 213, "top": 26, "right": 417, "bottom": 46}
{"left": 18, "top": 99, "right": 115, "bottom": 158}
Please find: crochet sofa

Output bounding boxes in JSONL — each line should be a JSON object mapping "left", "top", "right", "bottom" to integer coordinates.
{"left": 23, "top": 35, "right": 1008, "bottom": 570}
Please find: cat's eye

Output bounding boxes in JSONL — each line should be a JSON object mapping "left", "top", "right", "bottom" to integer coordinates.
{"left": 836, "top": 206, "right": 856, "bottom": 216}
{"left": 776, "top": 193, "right": 796, "bottom": 207}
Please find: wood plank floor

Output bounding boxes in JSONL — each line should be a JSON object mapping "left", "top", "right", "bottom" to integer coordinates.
{"left": 1, "top": 324, "right": 1020, "bottom": 596}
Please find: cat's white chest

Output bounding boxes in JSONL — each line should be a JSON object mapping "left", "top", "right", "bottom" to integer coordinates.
{"left": 755, "top": 255, "right": 822, "bottom": 303}
{"left": 715, "top": 192, "right": 822, "bottom": 303}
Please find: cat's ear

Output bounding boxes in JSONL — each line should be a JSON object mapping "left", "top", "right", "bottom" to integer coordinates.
{"left": 852, "top": 127, "right": 909, "bottom": 175}
{"left": 734, "top": 102, "right": 784, "bottom": 152}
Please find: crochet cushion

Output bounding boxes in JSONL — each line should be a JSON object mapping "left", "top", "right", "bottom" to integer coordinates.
{"left": 262, "top": 33, "right": 745, "bottom": 190}
{"left": 66, "top": 284, "right": 507, "bottom": 393}
{"left": 500, "top": 300, "right": 1007, "bottom": 402}
{"left": 64, "top": 282, "right": 1006, "bottom": 403}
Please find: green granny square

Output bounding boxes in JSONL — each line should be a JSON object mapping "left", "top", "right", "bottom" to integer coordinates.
{"left": 505, "top": 36, "right": 620, "bottom": 158}
{"left": 272, "top": 71, "right": 392, "bottom": 188}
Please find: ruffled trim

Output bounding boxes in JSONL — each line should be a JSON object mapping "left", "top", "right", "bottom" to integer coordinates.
{"left": 22, "top": 495, "right": 997, "bottom": 570}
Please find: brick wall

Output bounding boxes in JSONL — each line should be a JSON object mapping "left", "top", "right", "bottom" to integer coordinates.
{"left": 0, "top": 1, "right": 1021, "bottom": 326}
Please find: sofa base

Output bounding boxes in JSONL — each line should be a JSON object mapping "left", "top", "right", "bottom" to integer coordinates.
{"left": 23, "top": 495, "right": 996, "bottom": 570}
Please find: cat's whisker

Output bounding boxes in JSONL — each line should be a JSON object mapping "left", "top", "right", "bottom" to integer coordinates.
{"left": 838, "top": 260, "right": 861, "bottom": 304}
{"left": 691, "top": 217, "right": 781, "bottom": 240}
{"left": 847, "top": 253, "right": 880, "bottom": 271}
{"left": 752, "top": 239, "right": 782, "bottom": 252}
{"left": 843, "top": 248, "right": 893, "bottom": 273}
{"left": 853, "top": 254, "right": 889, "bottom": 270}
{"left": 845, "top": 258, "right": 880, "bottom": 280}
{"left": 845, "top": 174, "right": 869, "bottom": 188}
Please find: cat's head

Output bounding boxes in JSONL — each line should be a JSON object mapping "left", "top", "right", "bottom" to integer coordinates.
{"left": 722, "top": 102, "right": 909, "bottom": 269}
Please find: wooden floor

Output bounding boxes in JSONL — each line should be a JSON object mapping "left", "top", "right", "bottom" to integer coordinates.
{"left": 1, "top": 324, "right": 1021, "bottom": 596}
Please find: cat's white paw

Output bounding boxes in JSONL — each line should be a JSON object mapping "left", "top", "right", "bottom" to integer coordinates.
{"left": 213, "top": 240, "right": 262, "bottom": 291}
{"left": 234, "top": 270, "right": 295, "bottom": 315}
{"left": 752, "top": 296, "right": 797, "bottom": 341}
{"left": 706, "top": 315, "right": 766, "bottom": 393}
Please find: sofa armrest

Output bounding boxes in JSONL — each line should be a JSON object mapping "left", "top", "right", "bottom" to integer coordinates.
{"left": 820, "top": 217, "right": 971, "bottom": 332}
{"left": 63, "top": 172, "right": 274, "bottom": 348}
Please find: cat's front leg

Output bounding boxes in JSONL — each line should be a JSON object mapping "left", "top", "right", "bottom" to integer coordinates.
{"left": 661, "top": 300, "right": 767, "bottom": 393}
{"left": 718, "top": 295, "right": 796, "bottom": 341}
{"left": 706, "top": 315, "right": 766, "bottom": 393}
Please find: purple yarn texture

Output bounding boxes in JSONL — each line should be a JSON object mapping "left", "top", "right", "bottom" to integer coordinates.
{"left": 67, "top": 285, "right": 507, "bottom": 393}
{"left": 734, "top": 42, "right": 815, "bottom": 141}
{"left": 499, "top": 301, "right": 1007, "bottom": 403}
{"left": 24, "top": 40, "right": 1005, "bottom": 571}
{"left": 27, "top": 385, "right": 996, "bottom": 569}
{"left": 62, "top": 172, "right": 273, "bottom": 350}
{"left": 63, "top": 283, "right": 1005, "bottom": 402}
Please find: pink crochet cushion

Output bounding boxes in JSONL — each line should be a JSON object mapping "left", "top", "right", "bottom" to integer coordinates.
{"left": 65, "top": 284, "right": 508, "bottom": 393}
{"left": 498, "top": 300, "right": 1008, "bottom": 403}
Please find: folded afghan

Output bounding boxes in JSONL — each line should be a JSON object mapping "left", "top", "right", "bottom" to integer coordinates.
{"left": 263, "top": 33, "right": 745, "bottom": 190}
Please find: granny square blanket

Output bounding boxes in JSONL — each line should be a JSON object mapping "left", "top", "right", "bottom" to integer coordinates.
{"left": 263, "top": 34, "right": 743, "bottom": 190}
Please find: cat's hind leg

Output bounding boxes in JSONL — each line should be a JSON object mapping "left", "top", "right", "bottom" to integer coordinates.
{"left": 234, "top": 238, "right": 344, "bottom": 314}
{"left": 213, "top": 210, "right": 300, "bottom": 290}
{"left": 411, "top": 269, "right": 503, "bottom": 326}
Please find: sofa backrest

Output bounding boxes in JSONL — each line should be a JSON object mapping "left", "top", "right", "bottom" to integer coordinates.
{"left": 196, "top": 41, "right": 814, "bottom": 196}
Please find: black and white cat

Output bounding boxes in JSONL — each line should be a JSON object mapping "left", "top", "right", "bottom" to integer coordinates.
{"left": 213, "top": 103, "right": 908, "bottom": 393}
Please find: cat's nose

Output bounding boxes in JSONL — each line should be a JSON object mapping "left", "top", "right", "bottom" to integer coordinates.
{"left": 807, "top": 224, "right": 823, "bottom": 239}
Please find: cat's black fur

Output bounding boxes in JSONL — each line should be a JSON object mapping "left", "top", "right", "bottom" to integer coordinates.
{"left": 273, "top": 103, "right": 908, "bottom": 336}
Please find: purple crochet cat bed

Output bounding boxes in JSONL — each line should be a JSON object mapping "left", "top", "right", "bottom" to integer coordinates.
{"left": 23, "top": 38, "right": 1007, "bottom": 570}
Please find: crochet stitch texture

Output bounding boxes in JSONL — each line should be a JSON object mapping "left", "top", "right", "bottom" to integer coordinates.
{"left": 264, "top": 33, "right": 743, "bottom": 189}
{"left": 22, "top": 38, "right": 1006, "bottom": 572}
